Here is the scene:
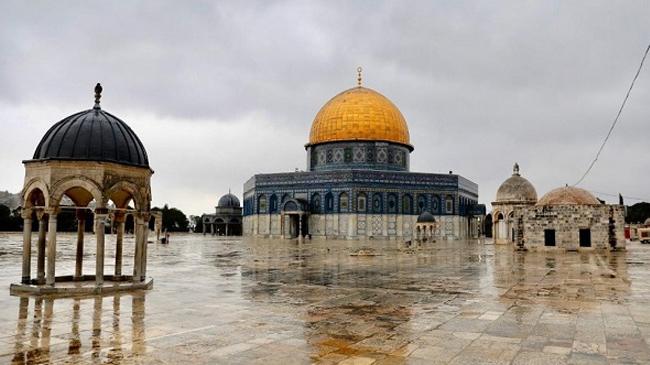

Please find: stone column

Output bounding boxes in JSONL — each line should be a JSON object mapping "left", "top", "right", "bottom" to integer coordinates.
{"left": 114, "top": 212, "right": 125, "bottom": 277}
{"left": 142, "top": 213, "right": 150, "bottom": 280}
{"left": 280, "top": 214, "right": 285, "bottom": 239}
{"left": 298, "top": 214, "right": 303, "bottom": 244}
{"left": 45, "top": 209, "right": 58, "bottom": 286}
{"left": 133, "top": 215, "right": 142, "bottom": 281}
{"left": 21, "top": 209, "right": 33, "bottom": 284}
{"left": 74, "top": 210, "right": 85, "bottom": 280}
{"left": 133, "top": 213, "right": 145, "bottom": 282}
{"left": 210, "top": 223, "right": 214, "bottom": 235}
{"left": 202, "top": 219, "right": 206, "bottom": 235}
{"left": 226, "top": 223, "right": 229, "bottom": 236}
{"left": 36, "top": 210, "right": 47, "bottom": 284}
{"left": 95, "top": 210, "right": 108, "bottom": 286}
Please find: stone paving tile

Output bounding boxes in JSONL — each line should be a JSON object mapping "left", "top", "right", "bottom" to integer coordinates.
{"left": 512, "top": 350, "right": 568, "bottom": 365}
{"left": 2, "top": 233, "right": 650, "bottom": 363}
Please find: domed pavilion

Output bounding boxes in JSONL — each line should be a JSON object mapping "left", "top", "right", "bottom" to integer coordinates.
{"left": 201, "top": 192, "right": 243, "bottom": 236}
{"left": 243, "top": 68, "right": 485, "bottom": 241}
{"left": 491, "top": 163, "right": 537, "bottom": 244}
{"left": 11, "top": 84, "right": 155, "bottom": 295}
{"left": 415, "top": 211, "right": 437, "bottom": 243}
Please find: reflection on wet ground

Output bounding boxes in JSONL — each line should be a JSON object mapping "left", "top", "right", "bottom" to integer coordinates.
{"left": 1, "top": 233, "right": 650, "bottom": 364}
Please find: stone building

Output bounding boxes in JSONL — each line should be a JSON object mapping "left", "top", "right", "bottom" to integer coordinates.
{"left": 11, "top": 84, "right": 155, "bottom": 295}
{"left": 492, "top": 165, "right": 625, "bottom": 251}
{"left": 202, "top": 193, "right": 242, "bottom": 236}
{"left": 491, "top": 163, "right": 537, "bottom": 244}
{"left": 515, "top": 186, "right": 625, "bottom": 251}
{"left": 243, "top": 70, "right": 484, "bottom": 241}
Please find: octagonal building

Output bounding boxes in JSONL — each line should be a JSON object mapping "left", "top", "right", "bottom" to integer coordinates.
{"left": 243, "top": 71, "right": 484, "bottom": 240}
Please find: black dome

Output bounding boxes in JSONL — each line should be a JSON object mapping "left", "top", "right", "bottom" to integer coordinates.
{"left": 31, "top": 108, "right": 149, "bottom": 168}
{"left": 417, "top": 211, "right": 436, "bottom": 223}
{"left": 218, "top": 193, "right": 240, "bottom": 208}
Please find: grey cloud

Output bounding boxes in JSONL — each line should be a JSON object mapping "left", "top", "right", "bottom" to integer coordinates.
{"left": 0, "top": 0, "right": 649, "bottom": 214}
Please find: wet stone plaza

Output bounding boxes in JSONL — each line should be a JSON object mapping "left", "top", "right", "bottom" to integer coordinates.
{"left": 1, "top": 233, "right": 650, "bottom": 364}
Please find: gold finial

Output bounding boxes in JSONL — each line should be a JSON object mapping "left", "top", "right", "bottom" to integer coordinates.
{"left": 356, "top": 66, "right": 363, "bottom": 86}
{"left": 94, "top": 83, "right": 103, "bottom": 109}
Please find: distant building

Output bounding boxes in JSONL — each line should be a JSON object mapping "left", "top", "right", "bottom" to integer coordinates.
{"left": 243, "top": 70, "right": 484, "bottom": 240}
{"left": 201, "top": 193, "right": 242, "bottom": 236}
{"left": 492, "top": 164, "right": 625, "bottom": 250}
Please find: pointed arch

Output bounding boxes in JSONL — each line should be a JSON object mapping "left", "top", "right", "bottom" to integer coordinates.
{"left": 22, "top": 177, "right": 50, "bottom": 209}
{"left": 50, "top": 176, "right": 103, "bottom": 207}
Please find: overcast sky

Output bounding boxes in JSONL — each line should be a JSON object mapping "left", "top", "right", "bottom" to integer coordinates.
{"left": 1, "top": 1, "right": 649, "bottom": 216}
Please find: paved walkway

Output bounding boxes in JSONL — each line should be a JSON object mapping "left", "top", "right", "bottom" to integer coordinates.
{"left": 1, "top": 233, "right": 649, "bottom": 364}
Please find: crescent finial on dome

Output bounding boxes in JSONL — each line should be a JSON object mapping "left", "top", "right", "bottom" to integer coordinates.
{"left": 513, "top": 162, "right": 520, "bottom": 176}
{"left": 357, "top": 66, "right": 362, "bottom": 86}
{"left": 94, "top": 83, "right": 103, "bottom": 109}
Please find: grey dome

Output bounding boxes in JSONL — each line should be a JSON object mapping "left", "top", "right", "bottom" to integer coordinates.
{"left": 417, "top": 211, "right": 436, "bottom": 223}
{"left": 218, "top": 193, "right": 240, "bottom": 208}
{"left": 30, "top": 84, "right": 149, "bottom": 168}
{"left": 495, "top": 163, "right": 537, "bottom": 203}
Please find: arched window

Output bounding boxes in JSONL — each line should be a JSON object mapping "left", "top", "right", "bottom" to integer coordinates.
{"left": 284, "top": 200, "right": 298, "bottom": 212}
{"left": 269, "top": 194, "right": 278, "bottom": 213}
{"left": 431, "top": 195, "right": 440, "bottom": 214}
{"left": 339, "top": 192, "right": 349, "bottom": 212}
{"left": 372, "top": 193, "right": 383, "bottom": 213}
{"left": 311, "top": 193, "right": 321, "bottom": 213}
{"left": 445, "top": 195, "right": 454, "bottom": 214}
{"left": 417, "top": 195, "right": 427, "bottom": 214}
{"left": 402, "top": 194, "right": 413, "bottom": 214}
{"left": 325, "top": 192, "right": 334, "bottom": 213}
{"left": 258, "top": 195, "right": 268, "bottom": 214}
{"left": 387, "top": 193, "right": 398, "bottom": 213}
{"left": 357, "top": 192, "right": 367, "bottom": 212}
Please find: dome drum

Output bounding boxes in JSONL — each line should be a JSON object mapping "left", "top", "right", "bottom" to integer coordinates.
{"left": 307, "top": 141, "right": 410, "bottom": 172}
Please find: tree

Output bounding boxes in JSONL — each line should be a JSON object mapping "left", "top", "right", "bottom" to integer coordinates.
{"left": 0, "top": 204, "right": 21, "bottom": 231}
{"left": 151, "top": 204, "right": 189, "bottom": 232}
{"left": 626, "top": 202, "right": 650, "bottom": 224}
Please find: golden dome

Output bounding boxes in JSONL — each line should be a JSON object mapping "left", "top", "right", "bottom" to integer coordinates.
{"left": 308, "top": 86, "right": 412, "bottom": 149}
{"left": 537, "top": 186, "right": 600, "bottom": 206}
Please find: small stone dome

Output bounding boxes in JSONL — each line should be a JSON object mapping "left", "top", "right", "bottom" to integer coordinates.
{"left": 644, "top": 218, "right": 650, "bottom": 226}
{"left": 495, "top": 163, "right": 537, "bottom": 203}
{"left": 537, "top": 186, "right": 600, "bottom": 206}
{"left": 218, "top": 193, "right": 240, "bottom": 208}
{"left": 30, "top": 84, "right": 149, "bottom": 168}
{"left": 417, "top": 211, "right": 436, "bottom": 223}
